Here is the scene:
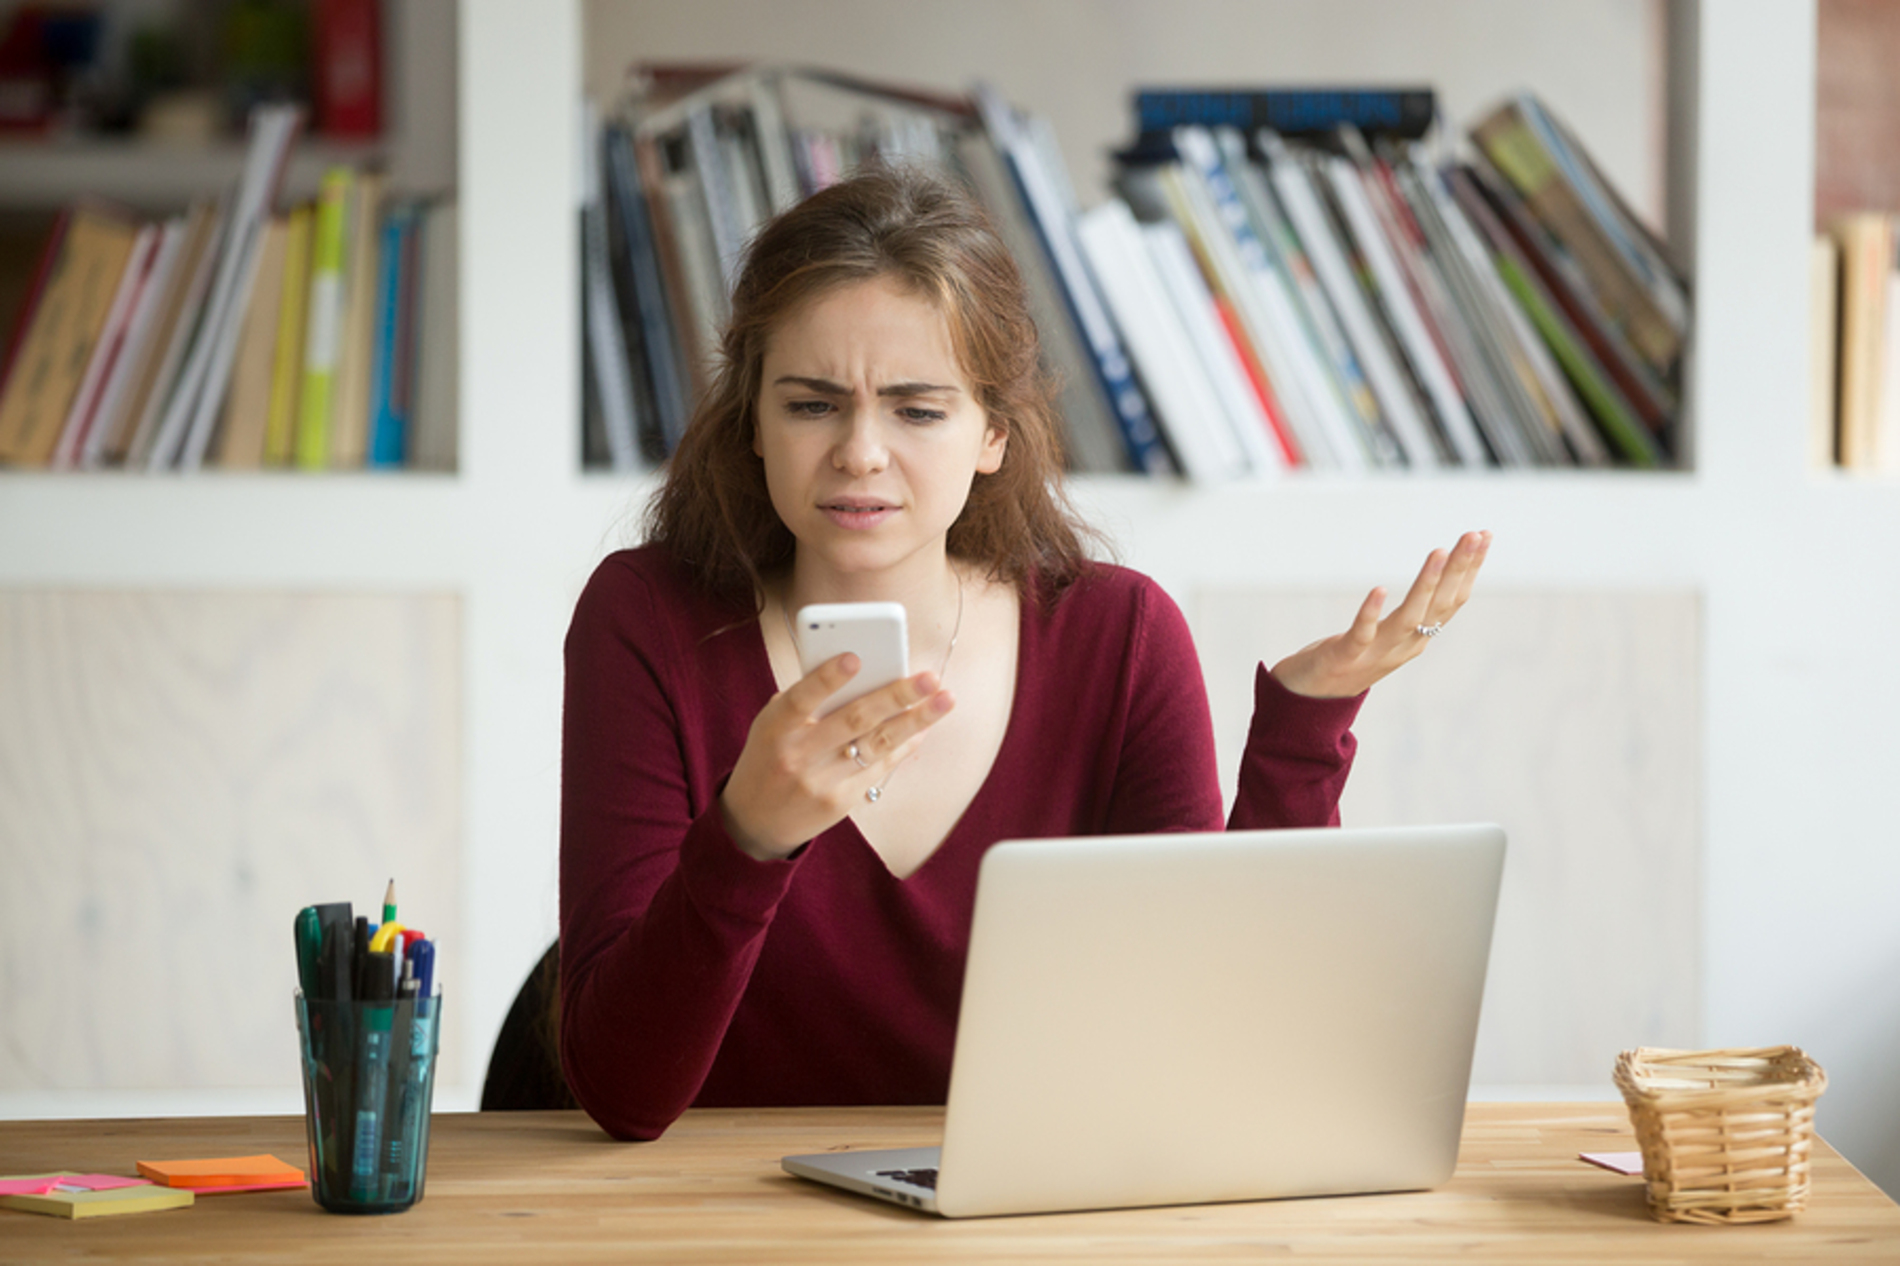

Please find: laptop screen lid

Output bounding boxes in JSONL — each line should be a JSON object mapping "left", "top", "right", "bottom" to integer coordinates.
{"left": 925, "top": 822, "right": 1506, "bottom": 1217}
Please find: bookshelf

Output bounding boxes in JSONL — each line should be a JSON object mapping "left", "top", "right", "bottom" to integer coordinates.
{"left": 7, "top": 0, "right": 1898, "bottom": 1205}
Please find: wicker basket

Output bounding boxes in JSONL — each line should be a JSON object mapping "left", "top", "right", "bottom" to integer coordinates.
{"left": 1613, "top": 1045, "right": 1828, "bottom": 1225}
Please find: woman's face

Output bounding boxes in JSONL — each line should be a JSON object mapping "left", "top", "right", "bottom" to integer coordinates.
{"left": 753, "top": 275, "right": 1006, "bottom": 586}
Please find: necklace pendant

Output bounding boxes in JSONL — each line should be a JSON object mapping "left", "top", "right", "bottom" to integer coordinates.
{"left": 865, "top": 786, "right": 882, "bottom": 804}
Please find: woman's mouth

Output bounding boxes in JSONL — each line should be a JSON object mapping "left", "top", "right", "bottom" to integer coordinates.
{"left": 819, "top": 499, "right": 898, "bottom": 530}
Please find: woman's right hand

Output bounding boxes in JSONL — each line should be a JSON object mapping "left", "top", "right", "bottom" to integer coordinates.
{"left": 719, "top": 655, "right": 956, "bottom": 861}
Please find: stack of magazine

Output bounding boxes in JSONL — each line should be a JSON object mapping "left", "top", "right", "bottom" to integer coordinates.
{"left": 581, "top": 66, "right": 1689, "bottom": 478}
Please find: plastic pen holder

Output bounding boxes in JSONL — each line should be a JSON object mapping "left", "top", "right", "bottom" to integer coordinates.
{"left": 294, "top": 988, "right": 442, "bottom": 1214}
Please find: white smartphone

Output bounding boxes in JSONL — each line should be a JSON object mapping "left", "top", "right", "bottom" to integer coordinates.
{"left": 793, "top": 602, "right": 909, "bottom": 717}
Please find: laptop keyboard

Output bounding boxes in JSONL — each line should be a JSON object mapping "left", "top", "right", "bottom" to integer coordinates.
{"left": 874, "top": 1167, "right": 939, "bottom": 1190}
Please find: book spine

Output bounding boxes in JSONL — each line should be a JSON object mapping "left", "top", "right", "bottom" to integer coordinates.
{"left": 53, "top": 222, "right": 160, "bottom": 468}
{"left": 82, "top": 216, "right": 188, "bottom": 468}
{"left": 605, "top": 121, "right": 690, "bottom": 452}
{"left": 266, "top": 204, "right": 313, "bottom": 466}
{"left": 1136, "top": 88, "right": 1437, "bottom": 141}
{"left": 367, "top": 208, "right": 409, "bottom": 467}
{"left": 297, "top": 168, "right": 354, "bottom": 471}
{"left": 313, "top": 0, "right": 383, "bottom": 139}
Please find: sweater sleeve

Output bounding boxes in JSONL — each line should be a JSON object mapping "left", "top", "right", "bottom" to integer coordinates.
{"left": 1228, "top": 665, "right": 1365, "bottom": 830}
{"left": 1093, "top": 575, "right": 1364, "bottom": 835}
{"left": 557, "top": 557, "right": 796, "bottom": 1141}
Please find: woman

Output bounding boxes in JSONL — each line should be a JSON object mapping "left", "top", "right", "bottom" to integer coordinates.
{"left": 560, "top": 166, "right": 1488, "bottom": 1142}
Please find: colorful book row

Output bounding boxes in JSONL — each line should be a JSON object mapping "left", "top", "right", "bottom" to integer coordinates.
{"left": 0, "top": 104, "right": 457, "bottom": 474}
{"left": 579, "top": 68, "right": 1689, "bottom": 477}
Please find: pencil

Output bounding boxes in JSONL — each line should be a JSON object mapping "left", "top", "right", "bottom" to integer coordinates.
{"left": 382, "top": 878, "right": 397, "bottom": 925}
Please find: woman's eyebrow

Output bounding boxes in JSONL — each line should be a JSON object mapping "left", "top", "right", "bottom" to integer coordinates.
{"left": 772, "top": 375, "right": 961, "bottom": 398}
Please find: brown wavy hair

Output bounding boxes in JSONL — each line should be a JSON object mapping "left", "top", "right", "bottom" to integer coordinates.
{"left": 643, "top": 164, "right": 1100, "bottom": 608}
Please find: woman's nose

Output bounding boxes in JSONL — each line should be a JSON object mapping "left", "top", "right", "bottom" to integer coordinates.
{"left": 832, "top": 407, "right": 889, "bottom": 475}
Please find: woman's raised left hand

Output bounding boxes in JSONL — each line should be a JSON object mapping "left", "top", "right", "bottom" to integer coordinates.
{"left": 1269, "top": 530, "right": 1491, "bottom": 700}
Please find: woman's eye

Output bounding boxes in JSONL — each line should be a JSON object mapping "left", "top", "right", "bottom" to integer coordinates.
{"left": 785, "top": 400, "right": 831, "bottom": 417}
{"left": 899, "top": 407, "right": 947, "bottom": 423}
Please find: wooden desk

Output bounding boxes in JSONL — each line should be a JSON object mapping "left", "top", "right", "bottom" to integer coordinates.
{"left": 2, "top": 1103, "right": 1896, "bottom": 1263}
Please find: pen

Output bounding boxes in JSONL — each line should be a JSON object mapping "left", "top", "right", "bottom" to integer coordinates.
{"left": 349, "top": 951, "right": 397, "bottom": 1202}
{"left": 294, "top": 907, "right": 322, "bottom": 999}
{"left": 389, "top": 938, "right": 437, "bottom": 1205}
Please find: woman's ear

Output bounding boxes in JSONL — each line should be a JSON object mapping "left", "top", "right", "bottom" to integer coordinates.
{"left": 976, "top": 419, "right": 1007, "bottom": 475}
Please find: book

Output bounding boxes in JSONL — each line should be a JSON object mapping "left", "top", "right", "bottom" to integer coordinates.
{"left": 213, "top": 214, "right": 290, "bottom": 467}
{"left": 313, "top": 0, "right": 382, "bottom": 138}
{"left": 1448, "top": 164, "right": 1662, "bottom": 467}
{"left": 265, "top": 202, "right": 313, "bottom": 466}
{"left": 1832, "top": 212, "right": 1893, "bottom": 470}
{"left": 329, "top": 169, "right": 385, "bottom": 468}
{"left": 1811, "top": 233, "right": 1840, "bottom": 471}
{"left": 51, "top": 221, "right": 160, "bottom": 468}
{"left": 0, "top": 201, "right": 142, "bottom": 466}
{"left": 1463, "top": 146, "right": 1677, "bottom": 437}
{"left": 1406, "top": 158, "right": 1608, "bottom": 467}
{"left": 1369, "top": 147, "right": 1550, "bottom": 468}
{"left": 1258, "top": 130, "right": 1442, "bottom": 469}
{"left": 1134, "top": 87, "right": 1437, "bottom": 141}
{"left": 1140, "top": 217, "right": 1286, "bottom": 476}
{"left": 367, "top": 202, "right": 418, "bottom": 467}
{"left": 1077, "top": 199, "right": 1243, "bottom": 482}
{"left": 603, "top": 119, "right": 688, "bottom": 456}
{"left": 973, "top": 81, "right": 1172, "bottom": 475}
{"left": 1324, "top": 136, "right": 1489, "bottom": 466}
{"left": 583, "top": 104, "right": 643, "bottom": 472}
{"left": 78, "top": 215, "right": 188, "bottom": 467}
{"left": 297, "top": 167, "right": 354, "bottom": 469}
{"left": 1144, "top": 132, "right": 1357, "bottom": 470}
{"left": 1390, "top": 154, "right": 1583, "bottom": 466}
{"left": 0, "top": 209, "right": 70, "bottom": 397}
{"left": 1469, "top": 95, "right": 1686, "bottom": 381}
{"left": 122, "top": 199, "right": 226, "bottom": 468}
{"left": 953, "top": 127, "right": 1132, "bottom": 474}
{"left": 149, "top": 103, "right": 302, "bottom": 471}
{"left": 1214, "top": 130, "right": 1389, "bottom": 466}
{"left": 409, "top": 199, "right": 458, "bottom": 472}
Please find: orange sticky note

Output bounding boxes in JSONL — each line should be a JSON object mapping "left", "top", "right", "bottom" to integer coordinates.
{"left": 135, "top": 1155, "right": 306, "bottom": 1189}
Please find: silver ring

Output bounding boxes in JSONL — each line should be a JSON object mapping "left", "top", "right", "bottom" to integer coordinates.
{"left": 847, "top": 742, "right": 868, "bottom": 768}
{"left": 1416, "top": 622, "right": 1445, "bottom": 638}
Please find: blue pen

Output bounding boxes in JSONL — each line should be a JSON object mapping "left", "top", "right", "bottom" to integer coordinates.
{"left": 389, "top": 938, "right": 437, "bottom": 1204}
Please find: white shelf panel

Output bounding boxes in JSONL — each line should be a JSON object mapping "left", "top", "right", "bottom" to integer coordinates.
{"left": 0, "top": 138, "right": 397, "bottom": 212}
{"left": 0, "top": 472, "right": 473, "bottom": 588}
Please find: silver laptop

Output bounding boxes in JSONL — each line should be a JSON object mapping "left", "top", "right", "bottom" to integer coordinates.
{"left": 783, "top": 822, "right": 1506, "bottom": 1218}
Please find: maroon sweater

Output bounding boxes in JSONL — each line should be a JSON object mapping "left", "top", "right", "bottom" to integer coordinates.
{"left": 559, "top": 546, "right": 1363, "bottom": 1141}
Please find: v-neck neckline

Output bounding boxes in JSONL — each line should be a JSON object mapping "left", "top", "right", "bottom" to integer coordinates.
{"left": 744, "top": 586, "right": 1029, "bottom": 885}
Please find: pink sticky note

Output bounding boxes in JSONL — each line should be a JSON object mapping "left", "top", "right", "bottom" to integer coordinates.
{"left": 1580, "top": 1151, "right": 1646, "bottom": 1176}
{"left": 63, "top": 1175, "right": 151, "bottom": 1192}
{"left": 0, "top": 1177, "right": 67, "bottom": 1196}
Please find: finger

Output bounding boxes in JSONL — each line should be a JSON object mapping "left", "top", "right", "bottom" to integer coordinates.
{"left": 1446, "top": 530, "right": 1490, "bottom": 611}
{"left": 1349, "top": 586, "right": 1387, "bottom": 646}
{"left": 778, "top": 651, "right": 863, "bottom": 720}
{"left": 816, "top": 670, "right": 945, "bottom": 750}
{"left": 1389, "top": 548, "right": 1450, "bottom": 629}
{"left": 852, "top": 686, "right": 955, "bottom": 771}
{"left": 1425, "top": 531, "right": 1490, "bottom": 624}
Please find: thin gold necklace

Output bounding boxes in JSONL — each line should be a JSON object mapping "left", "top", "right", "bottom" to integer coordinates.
{"left": 782, "top": 570, "right": 964, "bottom": 804}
